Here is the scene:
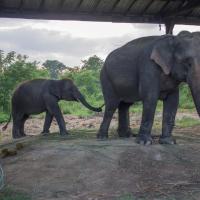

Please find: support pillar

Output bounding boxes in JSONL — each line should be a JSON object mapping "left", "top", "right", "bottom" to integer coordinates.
{"left": 165, "top": 21, "right": 174, "bottom": 35}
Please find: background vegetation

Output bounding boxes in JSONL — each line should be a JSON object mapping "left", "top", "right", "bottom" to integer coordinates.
{"left": 0, "top": 50, "right": 195, "bottom": 123}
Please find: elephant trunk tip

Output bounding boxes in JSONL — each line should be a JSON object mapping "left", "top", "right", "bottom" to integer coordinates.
{"left": 96, "top": 107, "right": 102, "bottom": 112}
{"left": 96, "top": 103, "right": 105, "bottom": 112}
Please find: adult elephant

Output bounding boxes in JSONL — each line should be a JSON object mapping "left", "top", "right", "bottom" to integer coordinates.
{"left": 97, "top": 31, "right": 200, "bottom": 144}
{"left": 3, "top": 79, "right": 102, "bottom": 138}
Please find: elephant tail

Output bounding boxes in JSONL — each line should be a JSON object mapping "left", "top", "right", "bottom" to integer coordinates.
{"left": 2, "top": 114, "right": 11, "bottom": 131}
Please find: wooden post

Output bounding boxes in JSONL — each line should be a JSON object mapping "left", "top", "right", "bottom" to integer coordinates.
{"left": 165, "top": 21, "right": 174, "bottom": 35}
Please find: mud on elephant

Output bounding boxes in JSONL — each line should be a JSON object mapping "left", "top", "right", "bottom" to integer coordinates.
{"left": 3, "top": 79, "right": 102, "bottom": 138}
{"left": 97, "top": 31, "right": 200, "bottom": 145}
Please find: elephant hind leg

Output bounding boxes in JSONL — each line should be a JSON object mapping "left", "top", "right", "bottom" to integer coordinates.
{"left": 12, "top": 113, "right": 27, "bottom": 139}
{"left": 118, "top": 102, "right": 133, "bottom": 138}
{"left": 98, "top": 69, "right": 120, "bottom": 138}
{"left": 20, "top": 114, "right": 29, "bottom": 137}
{"left": 97, "top": 101, "right": 119, "bottom": 139}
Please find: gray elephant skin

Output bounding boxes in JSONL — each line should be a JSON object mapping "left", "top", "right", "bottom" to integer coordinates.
{"left": 4, "top": 79, "right": 102, "bottom": 139}
{"left": 97, "top": 31, "right": 200, "bottom": 144}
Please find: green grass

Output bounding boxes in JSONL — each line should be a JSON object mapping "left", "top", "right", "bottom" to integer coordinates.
{"left": 118, "top": 194, "right": 135, "bottom": 200}
{"left": 118, "top": 194, "right": 147, "bottom": 200}
{"left": 176, "top": 117, "right": 200, "bottom": 128}
{"left": 0, "top": 187, "right": 31, "bottom": 200}
{"left": 59, "top": 101, "right": 101, "bottom": 117}
{"left": 0, "top": 113, "right": 10, "bottom": 123}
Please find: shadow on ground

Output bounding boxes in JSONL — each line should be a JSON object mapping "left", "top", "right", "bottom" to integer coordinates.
{"left": 1, "top": 127, "right": 200, "bottom": 200}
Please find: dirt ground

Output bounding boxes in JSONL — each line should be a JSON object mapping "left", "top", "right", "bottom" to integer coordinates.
{"left": 1, "top": 112, "right": 200, "bottom": 200}
{"left": 0, "top": 111, "right": 199, "bottom": 143}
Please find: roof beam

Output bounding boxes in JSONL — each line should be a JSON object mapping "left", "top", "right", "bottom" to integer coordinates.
{"left": 159, "top": 0, "right": 171, "bottom": 15}
{"left": 111, "top": 0, "right": 120, "bottom": 12}
{"left": 18, "top": 0, "right": 25, "bottom": 10}
{"left": 92, "top": 0, "right": 101, "bottom": 12}
{"left": 184, "top": 9, "right": 194, "bottom": 17}
{"left": 59, "top": 0, "right": 66, "bottom": 9}
{"left": 169, "top": 0, "right": 200, "bottom": 16}
{"left": 1, "top": 9, "right": 200, "bottom": 26}
{"left": 0, "top": 0, "right": 4, "bottom": 10}
{"left": 141, "top": 0, "right": 154, "bottom": 14}
{"left": 75, "top": 0, "right": 84, "bottom": 11}
{"left": 39, "top": 0, "right": 45, "bottom": 10}
{"left": 124, "top": 0, "right": 138, "bottom": 15}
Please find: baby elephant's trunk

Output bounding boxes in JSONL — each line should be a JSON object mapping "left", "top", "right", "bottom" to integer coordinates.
{"left": 73, "top": 88, "right": 103, "bottom": 112}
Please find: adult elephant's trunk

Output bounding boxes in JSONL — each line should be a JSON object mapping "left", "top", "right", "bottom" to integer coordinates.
{"left": 187, "top": 62, "right": 200, "bottom": 117}
{"left": 73, "top": 88, "right": 103, "bottom": 112}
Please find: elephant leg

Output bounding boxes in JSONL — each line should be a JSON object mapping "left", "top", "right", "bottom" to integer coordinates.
{"left": 41, "top": 111, "right": 53, "bottom": 135}
{"left": 20, "top": 114, "right": 29, "bottom": 137}
{"left": 159, "top": 89, "right": 179, "bottom": 144}
{"left": 12, "top": 113, "right": 25, "bottom": 139}
{"left": 117, "top": 102, "right": 133, "bottom": 138}
{"left": 46, "top": 99, "right": 68, "bottom": 136}
{"left": 97, "top": 101, "right": 119, "bottom": 139}
{"left": 136, "top": 99, "right": 157, "bottom": 145}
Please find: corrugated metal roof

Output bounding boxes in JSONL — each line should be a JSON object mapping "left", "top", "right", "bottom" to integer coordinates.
{"left": 0, "top": 0, "right": 200, "bottom": 25}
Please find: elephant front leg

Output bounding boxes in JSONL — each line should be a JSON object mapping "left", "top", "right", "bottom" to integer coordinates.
{"left": 136, "top": 99, "right": 157, "bottom": 145}
{"left": 41, "top": 111, "right": 53, "bottom": 135}
{"left": 159, "top": 89, "right": 179, "bottom": 144}
{"left": 118, "top": 102, "right": 133, "bottom": 138}
{"left": 46, "top": 97, "right": 69, "bottom": 136}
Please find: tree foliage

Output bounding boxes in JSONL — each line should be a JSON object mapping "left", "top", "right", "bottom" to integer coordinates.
{"left": 81, "top": 55, "right": 104, "bottom": 71}
{"left": 43, "top": 60, "right": 66, "bottom": 79}
{"left": 0, "top": 51, "right": 49, "bottom": 113}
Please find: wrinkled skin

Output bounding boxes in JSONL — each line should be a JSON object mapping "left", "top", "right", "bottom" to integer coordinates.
{"left": 11, "top": 79, "right": 102, "bottom": 139}
{"left": 97, "top": 31, "right": 200, "bottom": 145}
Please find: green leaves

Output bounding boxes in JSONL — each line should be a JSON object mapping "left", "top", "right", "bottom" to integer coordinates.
{"left": 0, "top": 51, "right": 48, "bottom": 113}
{"left": 43, "top": 60, "right": 66, "bottom": 79}
{"left": 81, "top": 55, "right": 104, "bottom": 71}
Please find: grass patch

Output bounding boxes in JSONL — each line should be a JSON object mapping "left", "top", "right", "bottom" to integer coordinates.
{"left": 0, "top": 187, "right": 31, "bottom": 200}
{"left": 0, "top": 113, "right": 10, "bottom": 123}
{"left": 176, "top": 117, "right": 200, "bottom": 128}
{"left": 118, "top": 194, "right": 145, "bottom": 200}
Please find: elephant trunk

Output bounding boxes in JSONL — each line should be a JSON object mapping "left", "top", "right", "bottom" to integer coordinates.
{"left": 73, "top": 88, "right": 102, "bottom": 112}
{"left": 187, "top": 61, "right": 200, "bottom": 117}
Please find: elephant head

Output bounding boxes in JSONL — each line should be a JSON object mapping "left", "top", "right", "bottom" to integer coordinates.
{"left": 151, "top": 31, "right": 200, "bottom": 116}
{"left": 50, "top": 79, "right": 102, "bottom": 112}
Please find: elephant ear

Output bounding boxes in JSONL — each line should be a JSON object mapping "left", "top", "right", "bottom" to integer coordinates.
{"left": 49, "top": 80, "right": 62, "bottom": 99}
{"left": 150, "top": 36, "right": 175, "bottom": 75}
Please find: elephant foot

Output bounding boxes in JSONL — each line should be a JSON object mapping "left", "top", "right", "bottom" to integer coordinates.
{"left": 13, "top": 133, "right": 26, "bottom": 139}
{"left": 60, "top": 130, "right": 69, "bottom": 136}
{"left": 97, "top": 131, "right": 108, "bottom": 140}
{"left": 159, "top": 136, "right": 176, "bottom": 145}
{"left": 136, "top": 134, "right": 153, "bottom": 145}
{"left": 118, "top": 128, "right": 133, "bottom": 138}
{"left": 41, "top": 130, "right": 50, "bottom": 136}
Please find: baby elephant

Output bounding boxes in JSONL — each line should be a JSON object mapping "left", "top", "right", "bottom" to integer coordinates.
{"left": 3, "top": 79, "right": 102, "bottom": 138}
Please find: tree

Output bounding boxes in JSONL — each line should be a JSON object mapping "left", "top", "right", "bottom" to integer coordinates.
{"left": 81, "top": 55, "right": 104, "bottom": 71}
{"left": 0, "top": 51, "right": 49, "bottom": 113}
{"left": 43, "top": 60, "right": 66, "bottom": 79}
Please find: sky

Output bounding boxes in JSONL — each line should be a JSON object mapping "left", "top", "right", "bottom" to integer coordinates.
{"left": 0, "top": 18, "right": 200, "bottom": 67}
